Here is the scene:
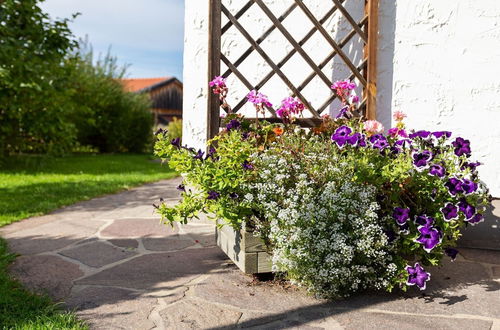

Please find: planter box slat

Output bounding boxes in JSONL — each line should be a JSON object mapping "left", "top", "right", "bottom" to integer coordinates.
{"left": 215, "top": 219, "right": 272, "bottom": 274}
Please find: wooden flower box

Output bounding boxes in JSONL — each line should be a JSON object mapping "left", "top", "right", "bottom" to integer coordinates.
{"left": 215, "top": 220, "right": 272, "bottom": 274}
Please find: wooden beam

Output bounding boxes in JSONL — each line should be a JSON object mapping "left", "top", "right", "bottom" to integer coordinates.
{"left": 365, "top": 0, "right": 379, "bottom": 120}
{"left": 207, "top": 0, "right": 222, "bottom": 140}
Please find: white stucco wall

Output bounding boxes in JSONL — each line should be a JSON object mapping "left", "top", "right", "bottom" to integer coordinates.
{"left": 377, "top": 1, "right": 500, "bottom": 196}
{"left": 184, "top": 1, "right": 500, "bottom": 196}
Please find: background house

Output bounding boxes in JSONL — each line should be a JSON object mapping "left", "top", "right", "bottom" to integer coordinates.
{"left": 122, "top": 77, "right": 183, "bottom": 127}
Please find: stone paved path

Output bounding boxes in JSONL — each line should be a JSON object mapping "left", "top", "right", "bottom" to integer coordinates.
{"left": 1, "top": 177, "right": 500, "bottom": 329}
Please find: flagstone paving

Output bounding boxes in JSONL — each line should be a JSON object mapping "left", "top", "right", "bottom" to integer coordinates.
{"left": 1, "top": 177, "right": 499, "bottom": 329}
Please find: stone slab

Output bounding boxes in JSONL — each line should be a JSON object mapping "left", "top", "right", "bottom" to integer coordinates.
{"left": 59, "top": 241, "right": 137, "bottom": 268}
{"left": 332, "top": 260, "right": 500, "bottom": 319}
{"left": 65, "top": 286, "right": 156, "bottom": 330}
{"left": 142, "top": 236, "right": 195, "bottom": 251}
{"left": 334, "top": 311, "right": 492, "bottom": 330}
{"left": 3, "top": 219, "right": 105, "bottom": 255}
{"left": 192, "top": 268, "right": 319, "bottom": 313}
{"left": 100, "top": 218, "right": 178, "bottom": 238}
{"left": 159, "top": 298, "right": 241, "bottom": 329}
{"left": 459, "top": 199, "right": 500, "bottom": 250}
{"left": 76, "top": 247, "right": 227, "bottom": 290}
{"left": 458, "top": 248, "right": 500, "bottom": 265}
{"left": 9, "top": 255, "right": 83, "bottom": 301}
{"left": 108, "top": 239, "right": 139, "bottom": 249}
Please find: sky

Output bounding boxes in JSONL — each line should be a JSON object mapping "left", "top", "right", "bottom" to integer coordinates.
{"left": 40, "top": 0, "right": 184, "bottom": 80}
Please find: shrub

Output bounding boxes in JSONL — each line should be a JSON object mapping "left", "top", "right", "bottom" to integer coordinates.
{"left": 154, "top": 77, "right": 491, "bottom": 297}
{"left": 66, "top": 45, "right": 154, "bottom": 153}
{"left": 166, "top": 117, "right": 183, "bottom": 143}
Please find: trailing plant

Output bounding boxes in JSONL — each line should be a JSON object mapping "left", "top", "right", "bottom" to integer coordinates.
{"left": 154, "top": 76, "right": 491, "bottom": 297}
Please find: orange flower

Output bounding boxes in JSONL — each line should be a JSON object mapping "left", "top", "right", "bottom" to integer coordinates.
{"left": 273, "top": 127, "right": 284, "bottom": 136}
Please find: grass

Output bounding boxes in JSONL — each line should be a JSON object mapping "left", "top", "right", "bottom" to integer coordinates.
{"left": 0, "top": 153, "right": 177, "bottom": 226}
{"left": 0, "top": 239, "right": 87, "bottom": 329}
{"left": 0, "top": 153, "right": 176, "bottom": 329}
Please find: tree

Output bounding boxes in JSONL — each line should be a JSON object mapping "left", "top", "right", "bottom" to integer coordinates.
{"left": 0, "top": 0, "right": 77, "bottom": 155}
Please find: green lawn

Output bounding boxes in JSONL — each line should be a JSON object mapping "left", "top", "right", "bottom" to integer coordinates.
{"left": 0, "top": 154, "right": 176, "bottom": 226}
{"left": 0, "top": 153, "right": 176, "bottom": 329}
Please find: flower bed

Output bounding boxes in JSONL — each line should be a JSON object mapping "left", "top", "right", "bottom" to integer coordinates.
{"left": 154, "top": 77, "right": 491, "bottom": 298}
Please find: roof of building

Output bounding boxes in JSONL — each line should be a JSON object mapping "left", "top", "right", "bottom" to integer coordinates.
{"left": 121, "top": 77, "right": 181, "bottom": 93}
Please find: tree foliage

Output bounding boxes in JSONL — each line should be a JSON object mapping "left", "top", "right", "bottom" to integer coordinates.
{"left": 0, "top": 0, "right": 77, "bottom": 155}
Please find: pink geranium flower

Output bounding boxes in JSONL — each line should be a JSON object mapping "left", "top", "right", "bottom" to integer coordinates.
{"left": 363, "top": 120, "right": 384, "bottom": 134}
{"left": 393, "top": 111, "right": 407, "bottom": 122}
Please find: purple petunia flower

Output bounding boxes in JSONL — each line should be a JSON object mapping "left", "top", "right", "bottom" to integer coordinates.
{"left": 445, "top": 177, "right": 463, "bottom": 196}
{"left": 406, "top": 263, "right": 431, "bottom": 290}
{"left": 226, "top": 119, "right": 241, "bottom": 131}
{"left": 346, "top": 132, "right": 366, "bottom": 147}
{"left": 452, "top": 137, "right": 471, "bottom": 157}
{"left": 242, "top": 160, "right": 254, "bottom": 170}
{"left": 207, "top": 191, "right": 220, "bottom": 200}
{"left": 468, "top": 213, "right": 484, "bottom": 225}
{"left": 229, "top": 192, "right": 239, "bottom": 199}
{"left": 416, "top": 225, "right": 442, "bottom": 253}
{"left": 369, "top": 134, "right": 389, "bottom": 150}
{"left": 409, "top": 130, "right": 431, "bottom": 139}
{"left": 204, "top": 146, "right": 217, "bottom": 161}
{"left": 170, "top": 137, "right": 181, "bottom": 149}
{"left": 415, "top": 215, "right": 435, "bottom": 227}
{"left": 398, "top": 222, "right": 410, "bottom": 235}
{"left": 393, "top": 207, "right": 410, "bottom": 225}
{"left": 445, "top": 248, "right": 459, "bottom": 261}
{"left": 335, "top": 107, "right": 349, "bottom": 119}
{"left": 461, "top": 179, "right": 478, "bottom": 194}
{"left": 193, "top": 149, "right": 205, "bottom": 161}
{"left": 176, "top": 184, "right": 186, "bottom": 192}
{"left": 441, "top": 203, "right": 459, "bottom": 221}
{"left": 428, "top": 164, "right": 446, "bottom": 178}
{"left": 462, "top": 162, "right": 481, "bottom": 171}
{"left": 388, "top": 127, "right": 408, "bottom": 138}
{"left": 432, "top": 131, "right": 452, "bottom": 139}
{"left": 383, "top": 229, "right": 397, "bottom": 243}
{"left": 412, "top": 150, "right": 433, "bottom": 170}
{"left": 458, "top": 199, "right": 476, "bottom": 220}
{"left": 331, "top": 126, "right": 352, "bottom": 148}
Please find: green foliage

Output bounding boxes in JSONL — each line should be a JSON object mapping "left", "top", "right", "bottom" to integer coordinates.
{"left": 166, "top": 117, "right": 183, "bottom": 143}
{"left": 154, "top": 111, "right": 491, "bottom": 297}
{"left": 0, "top": 238, "right": 88, "bottom": 329}
{"left": 0, "top": 0, "right": 77, "bottom": 156}
{"left": 66, "top": 43, "right": 154, "bottom": 153}
{"left": 0, "top": 154, "right": 177, "bottom": 226}
{"left": 0, "top": 2, "right": 154, "bottom": 156}
{"left": 155, "top": 123, "right": 256, "bottom": 228}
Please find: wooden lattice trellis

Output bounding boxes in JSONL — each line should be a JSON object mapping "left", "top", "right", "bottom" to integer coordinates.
{"left": 207, "top": 0, "right": 379, "bottom": 139}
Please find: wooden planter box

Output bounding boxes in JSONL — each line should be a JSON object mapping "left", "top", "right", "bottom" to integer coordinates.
{"left": 215, "top": 220, "right": 272, "bottom": 274}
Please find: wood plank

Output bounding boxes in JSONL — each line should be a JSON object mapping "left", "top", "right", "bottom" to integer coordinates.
{"left": 221, "top": 5, "right": 321, "bottom": 118}
{"left": 294, "top": 0, "right": 367, "bottom": 87}
{"left": 221, "top": 0, "right": 254, "bottom": 35}
{"left": 365, "top": 0, "right": 379, "bottom": 120}
{"left": 253, "top": 0, "right": 334, "bottom": 90}
{"left": 331, "top": 0, "right": 367, "bottom": 42}
{"left": 230, "top": 3, "right": 345, "bottom": 114}
{"left": 222, "top": 3, "right": 297, "bottom": 79}
{"left": 257, "top": 252, "right": 273, "bottom": 273}
{"left": 207, "top": 0, "right": 222, "bottom": 140}
{"left": 221, "top": 54, "right": 276, "bottom": 116}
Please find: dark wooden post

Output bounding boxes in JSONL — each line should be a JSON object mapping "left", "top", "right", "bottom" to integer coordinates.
{"left": 365, "top": 0, "right": 378, "bottom": 120}
{"left": 207, "top": 0, "right": 222, "bottom": 140}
